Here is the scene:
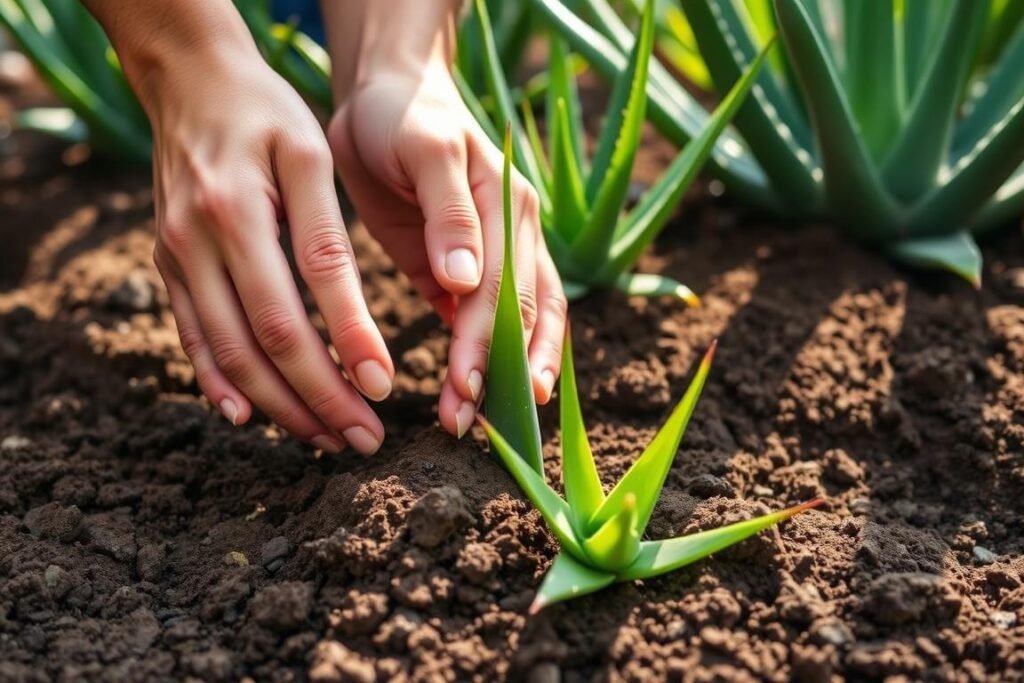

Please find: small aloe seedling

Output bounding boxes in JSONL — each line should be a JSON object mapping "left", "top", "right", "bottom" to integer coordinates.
{"left": 458, "top": 0, "right": 770, "bottom": 303}
{"left": 482, "top": 126, "right": 822, "bottom": 610}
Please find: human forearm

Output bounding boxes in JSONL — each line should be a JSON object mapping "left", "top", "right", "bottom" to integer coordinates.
{"left": 320, "top": 0, "right": 462, "bottom": 103}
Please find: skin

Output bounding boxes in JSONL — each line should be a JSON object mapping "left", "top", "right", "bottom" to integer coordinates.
{"left": 81, "top": 0, "right": 567, "bottom": 454}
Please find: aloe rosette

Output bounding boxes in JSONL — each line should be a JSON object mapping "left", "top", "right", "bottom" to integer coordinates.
{"left": 530, "top": 0, "right": 1024, "bottom": 285}
{"left": 458, "top": 0, "right": 770, "bottom": 303}
{"left": 483, "top": 126, "right": 822, "bottom": 610}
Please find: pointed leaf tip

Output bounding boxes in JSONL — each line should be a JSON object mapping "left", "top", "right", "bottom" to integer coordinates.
{"left": 701, "top": 339, "right": 718, "bottom": 368}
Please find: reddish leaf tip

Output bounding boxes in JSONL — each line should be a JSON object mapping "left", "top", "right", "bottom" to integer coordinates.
{"left": 701, "top": 339, "right": 718, "bottom": 367}
{"left": 528, "top": 595, "right": 546, "bottom": 615}
{"left": 683, "top": 291, "right": 702, "bottom": 308}
{"left": 784, "top": 497, "right": 826, "bottom": 518}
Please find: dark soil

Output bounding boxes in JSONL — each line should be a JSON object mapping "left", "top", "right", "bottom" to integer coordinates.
{"left": 2, "top": 87, "right": 1024, "bottom": 682}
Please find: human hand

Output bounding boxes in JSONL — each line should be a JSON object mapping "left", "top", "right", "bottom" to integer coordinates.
{"left": 328, "top": 60, "right": 568, "bottom": 439}
{"left": 143, "top": 40, "right": 391, "bottom": 455}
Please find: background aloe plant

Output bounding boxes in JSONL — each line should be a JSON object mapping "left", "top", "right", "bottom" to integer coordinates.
{"left": 459, "top": 0, "right": 769, "bottom": 302}
{"left": 530, "top": 0, "right": 1024, "bottom": 285}
{"left": 482, "top": 126, "right": 822, "bottom": 609}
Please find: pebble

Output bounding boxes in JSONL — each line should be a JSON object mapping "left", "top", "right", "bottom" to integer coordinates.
{"left": 849, "top": 498, "right": 871, "bottom": 516}
{"left": 752, "top": 485, "right": 774, "bottom": 497}
{"left": 972, "top": 546, "right": 998, "bottom": 565}
{"left": 261, "top": 536, "right": 292, "bottom": 566}
{"left": 223, "top": 551, "right": 249, "bottom": 567}
{"left": 990, "top": 611, "right": 1017, "bottom": 629}
{"left": 106, "top": 270, "right": 155, "bottom": 312}
{"left": 1, "top": 435, "right": 31, "bottom": 452}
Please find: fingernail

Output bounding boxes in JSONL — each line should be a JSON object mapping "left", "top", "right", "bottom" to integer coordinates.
{"left": 354, "top": 360, "right": 393, "bottom": 402}
{"left": 540, "top": 369, "right": 556, "bottom": 400}
{"left": 343, "top": 426, "right": 381, "bottom": 455}
{"left": 311, "top": 435, "right": 343, "bottom": 454}
{"left": 467, "top": 369, "right": 483, "bottom": 402}
{"left": 219, "top": 398, "right": 239, "bottom": 426}
{"left": 445, "top": 248, "right": 479, "bottom": 285}
{"left": 455, "top": 401, "right": 476, "bottom": 438}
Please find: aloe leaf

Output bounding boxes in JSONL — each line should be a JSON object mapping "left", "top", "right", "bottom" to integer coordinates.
{"left": 455, "top": 68, "right": 502, "bottom": 146}
{"left": 977, "top": 0, "right": 1024, "bottom": 67}
{"left": 882, "top": 0, "right": 990, "bottom": 201}
{"left": 570, "top": 0, "right": 655, "bottom": 272}
{"left": 953, "top": 23, "right": 1024, "bottom": 156}
{"left": 473, "top": 0, "right": 550, "bottom": 212}
{"left": 560, "top": 329, "right": 604, "bottom": 532}
{"left": 902, "top": 0, "right": 953, "bottom": 96}
{"left": 843, "top": 0, "right": 903, "bottom": 161}
{"left": 562, "top": 280, "right": 591, "bottom": 302}
{"left": 608, "top": 45, "right": 770, "bottom": 278}
{"left": 886, "top": 232, "right": 982, "bottom": 288}
{"left": 529, "top": 551, "right": 616, "bottom": 613}
{"left": 521, "top": 101, "right": 552, "bottom": 190}
{"left": 529, "top": 0, "right": 777, "bottom": 208}
{"left": 772, "top": 0, "right": 898, "bottom": 242}
{"left": 908, "top": 97, "right": 1024, "bottom": 236}
{"left": 615, "top": 273, "right": 700, "bottom": 307}
{"left": 485, "top": 128, "right": 545, "bottom": 473}
{"left": 551, "top": 99, "right": 589, "bottom": 242}
{"left": 679, "top": 0, "right": 819, "bottom": 207}
{"left": 15, "top": 106, "right": 88, "bottom": 142}
{"left": 659, "top": 5, "right": 714, "bottom": 91}
{"left": 586, "top": 342, "right": 716, "bottom": 537}
{"left": 582, "top": 493, "right": 641, "bottom": 571}
{"left": 971, "top": 163, "right": 1024, "bottom": 231}
{"left": 478, "top": 417, "right": 586, "bottom": 560}
{"left": 618, "top": 499, "right": 824, "bottom": 580}
{"left": 547, "top": 35, "right": 586, "bottom": 173}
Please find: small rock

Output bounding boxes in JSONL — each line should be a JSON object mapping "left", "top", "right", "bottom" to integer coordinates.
{"left": 107, "top": 270, "right": 156, "bottom": 312}
{"left": 407, "top": 486, "right": 474, "bottom": 548}
{"left": 810, "top": 618, "right": 852, "bottom": 647}
{"left": 261, "top": 536, "right": 292, "bottom": 566}
{"left": 990, "top": 610, "right": 1017, "bottom": 629}
{"left": 752, "top": 485, "right": 774, "bottom": 497}
{"left": 250, "top": 581, "right": 313, "bottom": 633}
{"left": 849, "top": 498, "right": 871, "bottom": 516}
{"left": 688, "top": 474, "right": 735, "bottom": 499}
{"left": 223, "top": 551, "right": 249, "bottom": 567}
{"left": 1, "top": 435, "right": 32, "bottom": 451}
{"left": 972, "top": 545, "right": 998, "bottom": 565}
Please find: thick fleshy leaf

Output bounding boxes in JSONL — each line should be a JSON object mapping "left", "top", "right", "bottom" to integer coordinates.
{"left": 520, "top": 101, "right": 552, "bottom": 190}
{"left": 608, "top": 45, "right": 770, "bottom": 278}
{"left": 478, "top": 417, "right": 585, "bottom": 560}
{"left": 881, "top": 0, "right": 989, "bottom": 201}
{"left": 551, "top": 99, "right": 589, "bottom": 242}
{"left": 658, "top": 5, "right": 714, "bottom": 91}
{"left": 615, "top": 273, "right": 700, "bottom": 307}
{"left": 843, "top": 0, "right": 903, "bottom": 161}
{"left": 972, "top": 163, "right": 1024, "bottom": 231}
{"left": 618, "top": 499, "right": 824, "bottom": 580}
{"left": 773, "top": 0, "right": 898, "bottom": 242}
{"left": 547, "top": 35, "right": 586, "bottom": 173}
{"left": 902, "top": 0, "right": 953, "bottom": 97}
{"left": 886, "top": 232, "right": 983, "bottom": 288}
{"left": 954, "top": 23, "right": 1024, "bottom": 156}
{"left": 586, "top": 342, "right": 716, "bottom": 537}
{"left": 485, "top": 128, "right": 544, "bottom": 473}
{"left": 559, "top": 329, "right": 605, "bottom": 532}
{"left": 529, "top": 551, "right": 616, "bottom": 613}
{"left": 581, "top": 493, "right": 641, "bottom": 571}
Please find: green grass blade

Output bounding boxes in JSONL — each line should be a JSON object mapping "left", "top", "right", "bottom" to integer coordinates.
{"left": 560, "top": 328, "right": 604, "bottom": 532}
{"left": 886, "top": 232, "right": 982, "bottom": 287}
{"left": 473, "top": 0, "right": 550, "bottom": 211}
{"left": 485, "top": 128, "right": 545, "bottom": 473}
{"left": 953, "top": 23, "right": 1024, "bottom": 156}
{"left": 586, "top": 342, "right": 716, "bottom": 537}
{"left": 843, "top": 0, "right": 903, "bottom": 161}
{"left": 773, "top": 0, "right": 898, "bottom": 242}
{"left": 581, "top": 493, "right": 641, "bottom": 571}
{"left": 551, "top": 99, "right": 589, "bottom": 242}
{"left": 618, "top": 499, "right": 823, "bottom": 580}
{"left": 908, "top": 97, "right": 1024, "bottom": 236}
{"left": 615, "top": 273, "right": 700, "bottom": 307}
{"left": 882, "top": 0, "right": 990, "bottom": 201}
{"left": 679, "top": 0, "right": 819, "bottom": 207}
{"left": 478, "top": 417, "right": 585, "bottom": 560}
{"left": 608, "top": 47, "right": 769, "bottom": 278}
{"left": 547, "top": 34, "right": 586, "bottom": 173}
{"left": 529, "top": 551, "right": 616, "bottom": 613}
{"left": 570, "top": 0, "right": 655, "bottom": 272}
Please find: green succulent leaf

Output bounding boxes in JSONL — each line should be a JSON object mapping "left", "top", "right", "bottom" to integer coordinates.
{"left": 551, "top": 99, "right": 589, "bottom": 241}
{"left": 485, "top": 128, "right": 544, "bottom": 473}
{"left": 618, "top": 499, "right": 824, "bottom": 580}
{"left": 972, "top": 164, "right": 1024, "bottom": 231}
{"left": 843, "top": 0, "right": 903, "bottom": 161}
{"left": 954, "top": 23, "right": 1024, "bottom": 156}
{"left": 615, "top": 273, "right": 700, "bottom": 307}
{"left": 581, "top": 493, "right": 641, "bottom": 571}
{"left": 529, "top": 551, "right": 616, "bottom": 613}
{"left": 559, "top": 329, "right": 605, "bottom": 532}
{"left": 547, "top": 35, "right": 587, "bottom": 173}
{"left": 455, "top": 68, "right": 502, "bottom": 145}
{"left": 587, "top": 342, "right": 716, "bottom": 537}
{"left": 886, "top": 232, "right": 983, "bottom": 288}
{"left": 902, "top": 0, "right": 954, "bottom": 97}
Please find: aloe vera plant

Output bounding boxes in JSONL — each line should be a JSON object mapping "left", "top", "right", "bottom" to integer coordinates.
{"left": 531, "top": 0, "right": 1024, "bottom": 285}
{"left": 482, "top": 126, "right": 822, "bottom": 610}
{"left": 459, "top": 0, "right": 770, "bottom": 302}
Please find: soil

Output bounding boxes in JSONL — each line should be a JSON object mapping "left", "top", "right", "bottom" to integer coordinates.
{"left": 2, "top": 84, "right": 1024, "bottom": 682}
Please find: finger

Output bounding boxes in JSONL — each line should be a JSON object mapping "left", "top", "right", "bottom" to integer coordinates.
{"left": 439, "top": 380, "right": 477, "bottom": 439}
{"left": 213, "top": 195, "right": 385, "bottom": 455}
{"left": 276, "top": 136, "right": 395, "bottom": 403}
{"left": 408, "top": 135, "right": 484, "bottom": 295}
{"left": 528, "top": 243, "right": 568, "bottom": 405}
{"left": 169, "top": 239, "right": 343, "bottom": 451}
{"left": 156, "top": 248, "right": 252, "bottom": 426}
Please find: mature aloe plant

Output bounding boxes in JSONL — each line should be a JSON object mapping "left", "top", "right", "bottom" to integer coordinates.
{"left": 483, "top": 126, "right": 822, "bottom": 609}
{"left": 459, "top": 0, "right": 769, "bottom": 302}
{"left": 531, "top": 0, "right": 1024, "bottom": 285}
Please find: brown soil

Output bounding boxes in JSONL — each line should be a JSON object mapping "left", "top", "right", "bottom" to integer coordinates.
{"left": 2, "top": 93, "right": 1024, "bottom": 682}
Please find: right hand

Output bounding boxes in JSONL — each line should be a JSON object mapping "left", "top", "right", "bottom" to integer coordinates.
{"left": 145, "top": 43, "right": 391, "bottom": 456}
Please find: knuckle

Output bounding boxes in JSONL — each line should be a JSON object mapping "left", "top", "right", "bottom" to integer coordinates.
{"left": 421, "top": 133, "right": 463, "bottom": 162}
{"left": 432, "top": 199, "right": 479, "bottom": 236}
{"left": 288, "top": 139, "right": 331, "bottom": 168}
{"left": 177, "top": 326, "right": 207, "bottom": 360}
{"left": 519, "top": 293, "right": 538, "bottom": 331}
{"left": 159, "top": 217, "right": 193, "bottom": 260}
{"left": 327, "top": 313, "right": 366, "bottom": 349}
{"left": 251, "top": 304, "right": 303, "bottom": 358}
{"left": 517, "top": 182, "right": 540, "bottom": 214}
{"left": 193, "top": 178, "right": 237, "bottom": 228}
{"left": 543, "top": 289, "right": 569, "bottom": 320}
{"left": 209, "top": 337, "right": 253, "bottom": 383}
{"left": 300, "top": 226, "right": 355, "bottom": 281}
{"left": 307, "top": 387, "right": 344, "bottom": 419}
